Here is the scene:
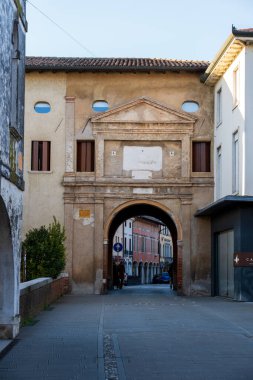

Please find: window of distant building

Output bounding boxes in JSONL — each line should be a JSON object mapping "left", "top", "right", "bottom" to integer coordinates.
{"left": 34, "top": 102, "right": 51, "bottom": 114}
{"left": 182, "top": 101, "right": 199, "bottom": 113}
{"left": 192, "top": 142, "right": 211, "bottom": 172}
{"left": 216, "top": 88, "right": 222, "bottom": 126}
{"left": 233, "top": 67, "right": 239, "bottom": 107}
{"left": 216, "top": 146, "right": 222, "bottom": 199}
{"left": 31, "top": 141, "right": 51, "bottom": 171}
{"left": 92, "top": 100, "right": 109, "bottom": 112}
{"left": 76, "top": 141, "right": 95, "bottom": 172}
{"left": 232, "top": 131, "right": 239, "bottom": 193}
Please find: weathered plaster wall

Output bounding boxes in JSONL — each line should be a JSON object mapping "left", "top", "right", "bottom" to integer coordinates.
{"left": 23, "top": 72, "right": 66, "bottom": 235}
{"left": 68, "top": 71, "right": 213, "bottom": 139}
{"left": 0, "top": 0, "right": 26, "bottom": 338}
{"left": 25, "top": 69, "right": 213, "bottom": 296}
{"left": 65, "top": 71, "right": 213, "bottom": 295}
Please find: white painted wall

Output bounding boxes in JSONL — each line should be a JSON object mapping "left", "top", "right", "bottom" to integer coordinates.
{"left": 214, "top": 48, "right": 246, "bottom": 199}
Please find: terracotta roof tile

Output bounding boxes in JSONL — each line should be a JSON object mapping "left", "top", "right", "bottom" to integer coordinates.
{"left": 26, "top": 56, "right": 209, "bottom": 73}
{"left": 237, "top": 28, "right": 253, "bottom": 32}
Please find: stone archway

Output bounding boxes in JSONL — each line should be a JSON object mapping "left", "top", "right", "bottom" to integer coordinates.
{"left": 0, "top": 196, "right": 15, "bottom": 338}
{"left": 104, "top": 200, "right": 182, "bottom": 293}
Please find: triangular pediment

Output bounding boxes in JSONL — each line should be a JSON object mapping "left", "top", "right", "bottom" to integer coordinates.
{"left": 91, "top": 97, "right": 196, "bottom": 124}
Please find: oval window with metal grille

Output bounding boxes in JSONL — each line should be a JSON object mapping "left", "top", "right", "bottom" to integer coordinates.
{"left": 34, "top": 102, "right": 51, "bottom": 114}
{"left": 182, "top": 101, "right": 199, "bottom": 113}
{"left": 92, "top": 100, "right": 109, "bottom": 112}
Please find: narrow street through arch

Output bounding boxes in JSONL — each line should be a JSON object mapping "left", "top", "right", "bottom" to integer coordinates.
{"left": 104, "top": 201, "right": 178, "bottom": 292}
{"left": 105, "top": 202, "right": 180, "bottom": 294}
{"left": 1, "top": 288, "right": 253, "bottom": 379}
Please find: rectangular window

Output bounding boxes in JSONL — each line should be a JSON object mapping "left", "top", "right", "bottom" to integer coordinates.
{"left": 77, "top": 141, "right": 95, "bottom": 172}
{"left": 216, "top": 88, "right": 222, "bottom": 125}
{"left": 233, "top": 67, "right": 239, "bottom": 106}
{"left": 232, "top": 132, "right": 239, "bottom": 193}
{"left": 192, "top": 142, "right": 211, "bottom": 172}
{"left": 31, "top": 141, "right": 51, "bottom": 171}
{"left": 216, "top": 146, "right": 222, "bottom": 199}
{"left": 141, "top": 236, "right": 145, "bottom": 252}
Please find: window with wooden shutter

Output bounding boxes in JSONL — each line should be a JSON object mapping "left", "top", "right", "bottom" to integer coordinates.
{"left": 31, "top": 141, "right": 51, "bottom": 171}
{"left": 77, "top": 141, "right": 95, "bottom": 172}
{"left": 192, "top": 142, "right": 211, "bottom": 172}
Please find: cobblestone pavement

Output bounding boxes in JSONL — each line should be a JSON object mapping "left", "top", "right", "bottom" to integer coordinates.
{"left": 1, "top": 285, "right": 253, "bottom": 379}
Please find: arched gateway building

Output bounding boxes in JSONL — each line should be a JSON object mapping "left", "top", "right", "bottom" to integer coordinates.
{"left": 24, "top": 57, "right": 213, "bottom": 295}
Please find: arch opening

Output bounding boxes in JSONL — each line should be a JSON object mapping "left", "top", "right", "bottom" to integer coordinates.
{"left": 106, "top": 202, "right": 180, "bottom": 293}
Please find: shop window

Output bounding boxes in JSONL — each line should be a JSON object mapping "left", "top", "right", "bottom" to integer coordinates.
{"left": 31, "top": 141, "right": 51, "bottom": 171}
{"left": 92, "top": 100, "right": 109, "bottom": 112}
{"left": 76, "top": 141, "right": 95, "bottom": 172}
{"left": 192, "top": 142, "right": 211, "bottom": 172}
{"left": 182, "top": 101, "right": 199, "bottom": 113}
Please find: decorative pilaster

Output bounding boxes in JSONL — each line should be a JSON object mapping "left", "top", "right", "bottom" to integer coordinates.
{"left": 103, "top": 239, "right": 109, "bottom": 294}
{"left": 65, "top": 97, "right": 75, "bottom": 173}
{"left": 181, "top": 135, "right": 191, "bottom": 178}
{"left": 64, "top": 203, "right": 74, "bottom": 279}
{"left": 95, "top": 134, "right": 104, "bottom": 179}
{"left": 94, "top": 201, "right": 104, "bottom": 294}
{"left": 181, "top": 200, "right": 192, "bottom": 295}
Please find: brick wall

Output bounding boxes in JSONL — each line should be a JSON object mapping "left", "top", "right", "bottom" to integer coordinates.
{"left": 20, "top": 276, "right": 70, "bottom": 322}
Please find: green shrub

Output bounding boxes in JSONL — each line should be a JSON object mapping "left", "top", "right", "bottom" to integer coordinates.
{"left": 23, "top": 217, "right": 66, "bottom": 280}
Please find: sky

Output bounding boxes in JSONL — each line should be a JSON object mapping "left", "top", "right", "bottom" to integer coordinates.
{"left": 26, "top": 0, "right": 253, "bottom": 61}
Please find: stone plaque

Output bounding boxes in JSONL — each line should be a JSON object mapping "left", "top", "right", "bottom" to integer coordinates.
{"left": 123, "top": 146, "right": 162, "bottom": 171}
{"left": 234, "top": 252, "right": 253, "bottom": 267}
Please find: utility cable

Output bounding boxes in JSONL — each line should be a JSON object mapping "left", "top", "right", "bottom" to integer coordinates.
{"left": 26, "top": 0, "right": 96, "bottom": 56}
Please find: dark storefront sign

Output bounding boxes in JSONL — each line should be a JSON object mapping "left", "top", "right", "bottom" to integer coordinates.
{"left": 234, "top": 252, "right": 253, "bottom": 267}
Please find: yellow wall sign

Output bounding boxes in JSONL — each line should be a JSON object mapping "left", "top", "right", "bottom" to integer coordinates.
{"left": 79, "top": 210, "right": 90, "bottom": 218}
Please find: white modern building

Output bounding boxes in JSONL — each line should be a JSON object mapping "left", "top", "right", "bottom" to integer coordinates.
{"left": 197, "top": 27, "right": 253, "bottom": 301}
{"left": 159, "top": 225, "right": 173, "bottom": 270}
{"left": 112, "top": 218, "right": 133, "bottom": 275}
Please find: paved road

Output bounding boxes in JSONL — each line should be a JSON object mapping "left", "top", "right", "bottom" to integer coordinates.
{"left": 1, "top": 285, "right": 253, "bottom": 379}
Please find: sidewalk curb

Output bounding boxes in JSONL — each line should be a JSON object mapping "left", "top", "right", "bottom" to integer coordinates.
{"left": 0, "top": 339, "right": 15, "bottom": 358}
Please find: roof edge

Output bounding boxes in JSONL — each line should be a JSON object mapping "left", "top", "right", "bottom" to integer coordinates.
{"left": 25, "top": 56, "right": 209, "bottom": 74}
{"left": 203, "top": 25, "right": 253, "bottom": 85}
{"left": 195, "top": 195, "right": 253, "bottom": 217}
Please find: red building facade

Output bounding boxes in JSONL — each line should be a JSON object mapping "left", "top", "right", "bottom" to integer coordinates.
{"left": 132, "top": 217, "right": 160, "bottom": 283}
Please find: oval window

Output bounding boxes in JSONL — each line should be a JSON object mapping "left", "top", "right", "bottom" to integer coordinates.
{"left": 34, "top": 102, "right": 51, "bottom": 114}
{"left": 182, "top": 101, "right": 199, "bottom": 113}
{"left": 92, "top": 100, "right": 109, "bottom": 112}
